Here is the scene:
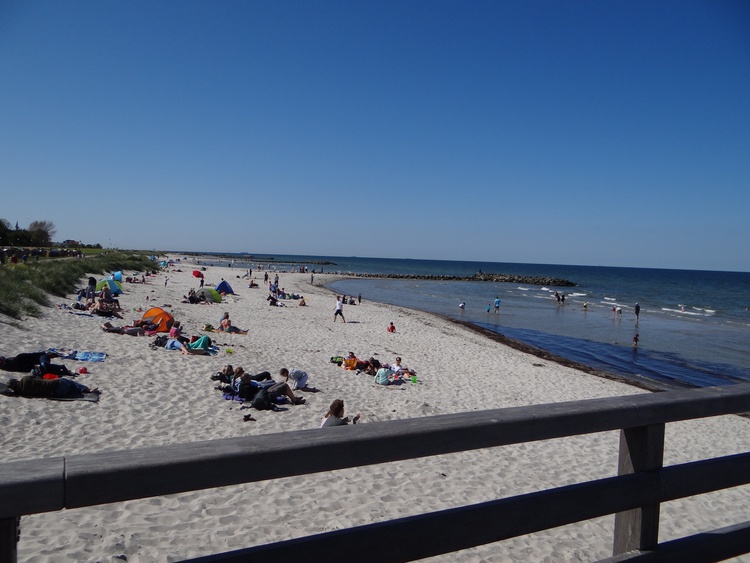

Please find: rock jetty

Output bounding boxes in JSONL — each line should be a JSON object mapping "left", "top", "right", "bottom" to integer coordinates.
{"left": 338, "top": 272, "right": 576, "bottom": 287}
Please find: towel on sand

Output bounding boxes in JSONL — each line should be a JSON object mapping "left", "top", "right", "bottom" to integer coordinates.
{"left": 48, "top": 349, "right": 107, "bottom": 362}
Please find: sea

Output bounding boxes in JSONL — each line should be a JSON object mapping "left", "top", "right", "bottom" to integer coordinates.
{"left": 188, "top": 253, "right": 750, "bottom": 391}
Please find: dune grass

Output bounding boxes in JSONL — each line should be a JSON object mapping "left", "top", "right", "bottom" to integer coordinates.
{"left": 0, "top": 252, "right": 160, "bottom": 320}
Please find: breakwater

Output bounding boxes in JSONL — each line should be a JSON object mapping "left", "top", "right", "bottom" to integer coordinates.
{"left": 336, "top": 272, "right": 576, "bottom": 287}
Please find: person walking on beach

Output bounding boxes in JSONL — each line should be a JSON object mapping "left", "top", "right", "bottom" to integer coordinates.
{"left": 199, "top": 277, "right": 204, "bottom": 288}
{"left": 494, "top": 297, "right": 501, "bottom": 314}
{"left": 334, "top": 296, "right": 346, "bottom": 323}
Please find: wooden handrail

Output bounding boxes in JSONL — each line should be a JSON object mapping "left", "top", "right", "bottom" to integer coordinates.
{"left": 2, "top": 383, "right": 750, "bottom": 561}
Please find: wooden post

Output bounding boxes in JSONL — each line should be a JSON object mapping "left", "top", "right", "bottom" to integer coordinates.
{"left": 613, "top": 423, "right": 665, "bottom": 555}
{"left": 0, "top": 516, "right": 19, "bottom": 563}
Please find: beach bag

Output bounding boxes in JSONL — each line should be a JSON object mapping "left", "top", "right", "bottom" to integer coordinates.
{"left": 330, "top": 356, "right": 343, "bottom": 366}
{"left": 153, "top": 335, "right": 169, "bottom": 348}
{"left": 251, "top": 388, "right": 272, "bottom": 410}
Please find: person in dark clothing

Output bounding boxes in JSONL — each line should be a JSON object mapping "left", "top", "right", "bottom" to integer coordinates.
{"left": 7, "top": 375, "right": 100, "bottom": 397}
{"left": 0, "top": 352, "right": 74, "bottom": 376}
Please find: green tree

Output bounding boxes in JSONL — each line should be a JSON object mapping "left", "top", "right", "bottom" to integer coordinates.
{"left": 0, "top": 218, "right": 10, "bottom": 245}
{"left": 28, "top": 220, "right": 56, "bottom": 246}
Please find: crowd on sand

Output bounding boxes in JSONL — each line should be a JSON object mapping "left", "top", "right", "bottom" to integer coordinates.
{"left": 1, "top": 259, "right": 410, "bottom": 428}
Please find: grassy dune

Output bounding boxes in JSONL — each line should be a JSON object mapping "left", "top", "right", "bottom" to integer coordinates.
{"left": 0, "top": 252, "right": 159, "bottom": 319}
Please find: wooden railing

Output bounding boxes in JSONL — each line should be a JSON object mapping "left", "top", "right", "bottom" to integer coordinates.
{"left": 3, "top": 383, "right": 750, "bottom": 562}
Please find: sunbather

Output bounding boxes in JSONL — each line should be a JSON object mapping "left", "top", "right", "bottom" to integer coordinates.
{"left": 7, "top": 375, "right": 100, "bottom": 398}
{"left": 0, "top": 351, "right": 74, "bottom": 376}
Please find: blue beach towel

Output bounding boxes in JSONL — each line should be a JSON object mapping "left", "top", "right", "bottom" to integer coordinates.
{"left": 48, "top": 349, "right": 107, "bottom": 362}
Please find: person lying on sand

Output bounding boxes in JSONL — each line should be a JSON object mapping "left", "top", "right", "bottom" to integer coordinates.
{"left": 240, "top": 379, "right": 306, "bottom": 420}
{"left": 101, "top": 322, "right": 145, "bottom": 336}
{"left": 214, "top": 367, "right": 274, "bottom": 393}
{"left": 164, "top": 335, "right": 213, "bottom": 355}
{"left": 320, "top": 399, "right": 360, "bottom": 428}
{"left": 7, "top": 375, "right": 101, "bottom": 398}
{"left": 0, "top": 351, "right": 75, "bottom": 376}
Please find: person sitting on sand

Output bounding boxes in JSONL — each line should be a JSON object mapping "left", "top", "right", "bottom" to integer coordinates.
{"left": 101, "top": 322, "right": 145, "bottom": 336}
{"left": 390, "top": 357, "right": 416, "bottom": 377}
{"left": 342, "top": 352, "right": 359, "bottom": 371}
{"left": 320, "top": 399, "right": 360, "bottom": 428}
{"left": 168, "top": 321, "right": 190, "bottom": 344}
{"left": 7, "top": 375, "right": 100, "bottom": 398}
{"left": 374, "top": 366, "right": 398, "bottom": 385}
{"left": 298, "top": 296, "right": 306, "bottom": 306}
{"left": 387, "top": 322, "right": 396, "bottom": 333}
{"left": 217, "top": 312, "right": 247, "bottom": 334}
{"left": 279, "top": 368, "right": 317, "bottom": 391}
{"left": 99, "top": 285, "right": 121, "bottom": 311}
{"left": 0, "top": 351, "right": 73, "bottom": 375}
{"left": 92, "top": 297, "right": 124, "bottom": 319}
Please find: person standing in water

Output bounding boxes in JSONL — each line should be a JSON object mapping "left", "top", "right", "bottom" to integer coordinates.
{"left": 635, "top": 303, "right": 641, "bottom": 323}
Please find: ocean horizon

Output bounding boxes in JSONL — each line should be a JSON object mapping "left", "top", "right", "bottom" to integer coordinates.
{"left": 182, "top": 252, "right": 750, "bottom": 390}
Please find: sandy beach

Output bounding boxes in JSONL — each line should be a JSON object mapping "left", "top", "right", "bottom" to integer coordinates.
{"left": 2, "top": 257, "right": 750, "bottom": 562}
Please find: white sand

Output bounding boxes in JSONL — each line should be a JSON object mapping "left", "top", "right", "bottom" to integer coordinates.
{"left": 2, "top": 256, "right": 750, "bottom": 562}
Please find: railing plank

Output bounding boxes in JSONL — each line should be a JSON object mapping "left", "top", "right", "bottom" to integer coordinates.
{"left": 0, "top": 457, "right": 65, "bottom": 518}
{"left": 63, "top": 384, "right": 750, "bottom": 510}
{"left": 600, "top": 520, "right": 750, "bottom": 562}
{"left": 186, "top": 453, "right": 750, "bottom": 563}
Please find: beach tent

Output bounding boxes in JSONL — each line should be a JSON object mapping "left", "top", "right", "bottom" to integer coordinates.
{"left": 195, "top": 287, "right": 222, "bottom": 303}
{"left": 96, "top": 279, "right": 123, "bottom": 295}
{"left": 109, "top": 271, "right": 123, "bottom": 282}
{"left": 160, "top": 261, "right": 168, "bottom": 267}
{"left": 215, "top": 280, "right": 234, "bottom": 295}
{"left": 141, "top": 307, "right": 174, "bottom": 332}
{"left": 192, "top": 270, "right": 204, "bottom": 278}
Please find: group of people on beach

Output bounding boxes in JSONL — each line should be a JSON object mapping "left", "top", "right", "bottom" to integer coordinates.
{"left": 0, "top": 351, "right": 100, "bottom": 398}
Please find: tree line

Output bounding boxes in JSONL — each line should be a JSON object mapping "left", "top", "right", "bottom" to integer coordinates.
{"left": 0, "top": 218, "right": 58, "bottom": 247}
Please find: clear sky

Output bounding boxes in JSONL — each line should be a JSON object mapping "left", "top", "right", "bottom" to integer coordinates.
{"left": 1, "top": 1, "right": 748, "bottom": 271}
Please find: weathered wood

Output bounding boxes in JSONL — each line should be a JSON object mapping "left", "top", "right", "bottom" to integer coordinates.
{"left": 613, "top": 424, "right": 665, "bottom": 554}
{"left": 0, "top": 517, "right": 19, "bottom": 563}
{"left": 0, "top": 457, "right": 65, "bottom": 518}
{"left": 600, "top": 520, "right": 750, "bottom": 562}
{"left": 2, "top": 384, "right": 750, "bottom": 562}
{"left": 186, "top": 453, "right": 750, "bottom": 563}
{"left": 188, "top": 472, "right": 659, "bottom": 563}
{"left": 64, "top": 384, "right": 750, "bottom": 509}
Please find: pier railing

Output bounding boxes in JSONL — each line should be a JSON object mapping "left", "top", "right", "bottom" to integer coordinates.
{"left": 3, "top": 383, "right": 750, "bottom": 562}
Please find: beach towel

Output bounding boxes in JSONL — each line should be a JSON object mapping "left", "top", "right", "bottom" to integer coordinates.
{"left": 48, "top": 349, "right": 107, "bottom": 362}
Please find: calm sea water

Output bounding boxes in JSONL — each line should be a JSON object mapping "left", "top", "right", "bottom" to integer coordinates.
{"left": 190, "top": 253, "right": 750, "bottom": 390}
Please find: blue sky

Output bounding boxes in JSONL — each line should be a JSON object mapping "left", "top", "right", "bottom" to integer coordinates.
{"left": 1, "top": 1, "right": 748, "bottom": 271}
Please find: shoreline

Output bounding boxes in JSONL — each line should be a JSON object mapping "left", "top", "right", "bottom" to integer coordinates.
{"left": 320, "top": 276, "right": 668, "bottom": 394}
{"left": 2, "top": 260, "right": 750, "bottom": 561}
